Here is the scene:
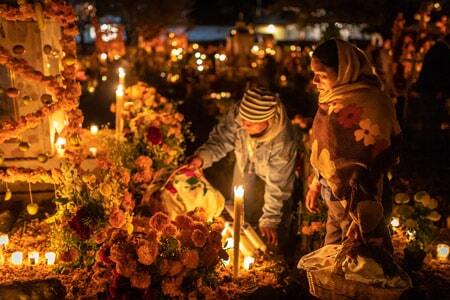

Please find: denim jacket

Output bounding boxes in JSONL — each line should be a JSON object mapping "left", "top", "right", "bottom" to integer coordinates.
{"left": 196, "top": 105, "right": 297, "bottom": 228}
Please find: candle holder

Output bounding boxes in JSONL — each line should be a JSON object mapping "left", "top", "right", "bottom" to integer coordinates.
{"left": 45, "top": 252, "right": 56, "bottom": 265}
{"left": 28, "top": 251, "right": 39, "bottom": 265}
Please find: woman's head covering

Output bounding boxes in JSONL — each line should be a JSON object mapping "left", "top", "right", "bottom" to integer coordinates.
{"left": 239, "top": 87, "right": 278, "bottom": 122}
{"left": 319, "top": 39, "right": 381, "bottom": 103}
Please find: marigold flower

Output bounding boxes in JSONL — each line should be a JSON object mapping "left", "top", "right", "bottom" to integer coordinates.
{"left": 168, "top": 260, "right": 184, "bottom": 276}
{"left": 188, "top": 207, "right": 208, "bottom": 222}
{"left": 109, "top": 209, "right": 126, "bottom": 229}
{"left": 162, "top": 278, "right": 182, "bottom": 297}
{"left": 181, "top": 249, "right": 200, "bottom": 269}
{"left": 130, "top": 271, "right": 151, "bottom": 289}
{"left": 149, "top": 211, "right": 170, "bottom": 231}
{"left": 162, "top": 223, "right": 178, "bottom": 237}
{"left": 191, "top": 229, "right": 207, "bottom": 247}
{"left": 99, "top": 183, "right": 112, "bottom": 198}
{"left": 122, "top": 191, "right": 135, "bottom": 211}
{"left": 135, "top": 155, "right": 153, "bottom": 170}
{"left": 137, "top": 240, "right": 159, "bottom": 265}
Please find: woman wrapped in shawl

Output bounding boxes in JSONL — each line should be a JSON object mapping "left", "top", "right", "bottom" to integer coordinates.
{"left": 305, "top": 39, "right": 401, "bottom": 252}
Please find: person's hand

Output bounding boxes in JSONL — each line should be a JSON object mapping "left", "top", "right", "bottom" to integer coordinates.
{"left": 305, "top": 187, "right": 321, "bottom": 213}
{"left": 186, "top": 155, "right": 203, "bottom": 170}
{"left": 260, "top": 226, "right": 278, "bottom": 246}
{"left": 346, "top": 221, "right": 361, "bottom": 241}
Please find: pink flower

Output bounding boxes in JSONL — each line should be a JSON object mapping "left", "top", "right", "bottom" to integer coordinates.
{"left": 337, "top": 104, "right": 363, "bottom": 128}
{"left": 146, "top": 126, "right": 163, "bottom": 145}
{"left": 179, "top": 167, "right": 197, "bottom": 178}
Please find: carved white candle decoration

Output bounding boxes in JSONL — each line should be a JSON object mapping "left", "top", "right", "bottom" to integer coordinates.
{"left": 28, "top": 251, "right": 39, "bottom": 265}
{"left": 90, "top": 124, "right": 99, "bottom": 135}
{"left": 233, "top": 185, "right": 244, "bottom": 278}
{"left": 11, "top": 251, "right": 23, "bottom": 265}
{"left": 243, "top": 256, "right": 255, "bottom": 271}
{"left": 436, "top": 244, "right": 449, "bottom": 261}
{"left": 45, "top": 252, "right": 56, "bottom": 265}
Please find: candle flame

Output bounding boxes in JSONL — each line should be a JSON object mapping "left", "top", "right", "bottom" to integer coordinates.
{"left": 243, "top": 256, "right": 255, "bottom": 270}
{"left": 234, "top": 185, "right": 244, "bottom": 198}
{"left": 116, "top": 84, "right": 124, "bottom": 97}
{"left": 437, "top": 243, "right": 449, "bottom": 261}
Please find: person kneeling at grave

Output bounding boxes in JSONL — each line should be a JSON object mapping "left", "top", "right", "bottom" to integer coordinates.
{"left": 188, "top": 86, "right": 297, "bottom": 252}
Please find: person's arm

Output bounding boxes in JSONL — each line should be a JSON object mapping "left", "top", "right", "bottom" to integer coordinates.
{"left": 259, "top": 139, "right": 297, "bottom": 229}
{"left": 194, "top": 105, "right": 239, "bottom": 168}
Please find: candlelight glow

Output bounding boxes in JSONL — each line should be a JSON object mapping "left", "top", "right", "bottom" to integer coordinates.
{"left": 390, "top": 217, "right": 400, "bottom": 228}
{"left": 90, "top": 124, "right": 99, "bottom": 135}
{"left": 116, "top": 84, "right": 124, "bottom": 97}
{"left": 234, "top": 185, "right": 244, "bottom": 198}
{"left": 11, "top": 251, "right": 23, "bottom": 265}
{"left": 55, "top": 137, "right": 66, "bottom": 157}
{"left": 243, "top": 256, "right": 255, "bottom": 270}
{"left": 28, "top": 251, "right": 39, "bottom": 265}
{"left": 45, "top": 252, "right": 56, "bottom": 265}
{"left": 436, "top": 244, "right": 449, "bottom": 261}
{"left": 406, "top": 229, "right": 416, "bottom": 241}
{"left": 99, "top": 52, "right": 107, "bottom": 62}
{"left": 0, "top": 234, "right": 9, "bottom": 246}
{"left": 225, "top": 237, "right": 234, "bottom": 249}
{"left": 89, "top": 147, "right": 97, "bottom": 158}
{"left": 118, "top": 67, "right": 126, "bottom": 79}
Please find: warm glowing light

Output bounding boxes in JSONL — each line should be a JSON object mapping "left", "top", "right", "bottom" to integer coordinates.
{"left": 28, "top": 251, "right": 39, "bottom": 265}
{"left": 118, "top": 67, "right": 126, "bottom": 79}
{"left": 192, "top": 43, "right": 199, "bottom": 50}
{"left": 225, "top": 237, "right": 234, "bottom": 249}
{"left": 116, "top": 84, "right": 124, "bottom": 97}
{"left": 101, "top": 75, "right": 107, "bottom": 81}
{"left": 436, "top": 244, "right": 449, "bottom": 261}
{"left": 222, "top": 222, "right": 230, "bottom": 236}
{"left": 197, "top": 65, "right": 204, "bottom": 72}
{"left": 200, "top": 54, "right": 206, "bottom": 60}
{"left": 243, "top": 256, "right": 255, "bottom": 270}
{"left": 45, "top": 252, "right": 56, "bottom": 265}
{"left": 0, "top": 234, "right": 9, "bottom": 246}
{"left": 267, "top": 24, "right": 276, "bottom": 33}
{"left": 99, "top": 52, "right": 107, "bottom": 62}
{"left": 222, "top": 258, "right": 230, "bottom": 266}
{"left": 89, "top": 147, "right": 97, "bottom": 158}
{"left": 11, "top": 251, "right": 23, "bottom": 265}
{"left": 290, "top": 45, "right": 297, "bottom": 51}
{"left": 234, "top": 185, "right": 244, "bottom": 198}
{"left": 219, "top": 54, "right": 226, "bottom": 61}
{"left": 194, "top": 52, "right": 201, "bottom": 58}
{"left": 55, "top": 137, "right": 66, "bottom": 157}
{"left": 390, "top": 217, "right": 400, "bottom": 228}
{"left": 406, "top": 229, "right": 416, "bottom": 241}
{"left": 251, "top": 45, "right": 260, "bottom": 54}
{"left": 90, "top": 124, "right": 99, "bottom": 135}
{"left": 196, "top": 59, "right": 203, "bottom": 65}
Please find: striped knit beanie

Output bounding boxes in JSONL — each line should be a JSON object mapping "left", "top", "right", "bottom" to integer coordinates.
{"left": 239, "top": 87, "right": 278, "bottom": 122}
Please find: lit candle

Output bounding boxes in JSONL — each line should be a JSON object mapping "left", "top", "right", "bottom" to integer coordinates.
{"left": 45, "top": 252, "right": 56, "bottom": 265}
{"left": 28, "top": 251, "right": 39, "bottom": 265}
{"left": 55, "top": 137, "right": 66, "bottom": 157}
{"left": 233, "top": 185, "right": 244, "bottom": 278}
{"left": 89, "top": 147, "right": 97, "bottom": 158}
{"left": 90, "top": 124, "right": 99, "bottom": 135}
{"left": 436, "top": 244, "right": 449, "bottom": 261}
{"left": 115, "top": 84, "right": 124, "bottom": 139}
{"left": 118, "top": 67, "right": 126, "bottom": 85}
{"left": 0, "top": 234, "right": 9, "bottom": 246}
{"left": 243, "top": 256, "right": 255, "bottom": 271}
{"left": 99, "top": 52, "right": 107, "bottom": 63}
{"left": 390, "top": 217, "right": 400, "bottom": 228}
{"left": 11, "top": 251, "right": 23, "bottom": 265}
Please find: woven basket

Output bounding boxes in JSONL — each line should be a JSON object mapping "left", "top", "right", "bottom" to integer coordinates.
{"left": 306, "top": 268, "right": 410, "bottom": 300}
{"left": 299, "top": 245, "right": 411, "bottom": 300}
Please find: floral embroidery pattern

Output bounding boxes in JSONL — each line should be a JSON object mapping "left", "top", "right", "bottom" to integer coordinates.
{"left": 328, "top": 101, "right": 344, "bottom": 115}
{"left": 310, "top": 140, "right": 336, "bottom": 180}
{"left": 354, "top": 119, "right": 380, "bottom": 146}
{"left": 337, "top": 104, "right": 363, "bottom": 128}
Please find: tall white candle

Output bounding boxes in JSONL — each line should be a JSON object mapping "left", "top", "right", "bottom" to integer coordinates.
{"left": 233, "top": 185, "right": 244, "bottom": 278}
{"left": 115, "top": 84, "right": 124, "bottom": 139}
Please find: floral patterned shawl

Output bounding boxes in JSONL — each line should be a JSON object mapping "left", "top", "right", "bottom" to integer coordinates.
{"left": 310, "top": 40, "right": 401, "bottom": 232}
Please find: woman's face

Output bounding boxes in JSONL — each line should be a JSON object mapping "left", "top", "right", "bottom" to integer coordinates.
{"left": 311, "top": 57, "right": 338, "bottom": 93}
